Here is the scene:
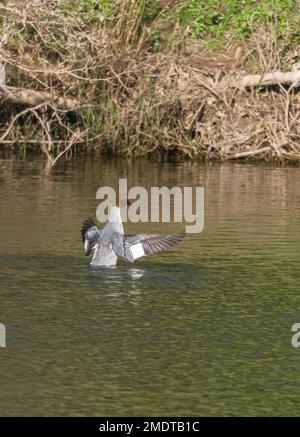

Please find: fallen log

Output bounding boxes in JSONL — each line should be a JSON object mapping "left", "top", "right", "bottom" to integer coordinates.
{"left": 224, "top": 145, "right": 272, "bottom": 159}
{"left": 0, "top": 85, "right": 80, "bottom": 111}
{"left": 236, "top": 70, "right": 300, "bottom": 89}
{"left": 0, "top": 64, "right": 5, "bottom": 86}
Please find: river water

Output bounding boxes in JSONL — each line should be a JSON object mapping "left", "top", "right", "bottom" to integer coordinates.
{"left": 0, "top": 156, "right": 299, "bottom": 416}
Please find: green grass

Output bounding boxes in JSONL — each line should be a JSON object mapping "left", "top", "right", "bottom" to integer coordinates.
{"left": 173, "top": 0, "right": 298, "bottom": 47}
{"left": 60, "top": 0, "right": 112, "bottom": 14}
{"left": 17, "top": 1, "right": 300, "bottom": 52}
{"left": 60, "top": 0, "right": 160, "bottom": 19}
{"left": 68, "top": 0, "right": 298, "bottom": 52}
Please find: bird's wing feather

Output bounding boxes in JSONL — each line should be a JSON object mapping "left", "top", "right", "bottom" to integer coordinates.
{"left": 110, "top": 232, "right": 125, "bottom": 257}
{"left": 81, "top": 217, "right": 99, "bottom": 242}
{"left": 123, "top": 232, "right": 185, "bottom": 262}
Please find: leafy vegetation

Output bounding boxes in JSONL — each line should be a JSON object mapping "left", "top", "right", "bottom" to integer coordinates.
{"left": 2, "top": 0, "right": 300, "bottom": 167}
{"left": 177, "top": 0, "right": 296, "bottom": 40}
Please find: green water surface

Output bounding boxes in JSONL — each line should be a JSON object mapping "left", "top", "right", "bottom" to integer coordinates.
{"left": 0, "top": 157, "right": 299, "bottom": 416}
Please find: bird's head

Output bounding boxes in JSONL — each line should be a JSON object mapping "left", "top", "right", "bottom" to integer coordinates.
{"left": 83, "top": 227, "right": 101, "bottom": 256}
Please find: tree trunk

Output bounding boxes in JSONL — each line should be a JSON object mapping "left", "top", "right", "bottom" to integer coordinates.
{"left": 0, "top": 85, "right": 80, "bottom": 111}
{"left": 237, "top": 71, "right": 300, "bottom": 88}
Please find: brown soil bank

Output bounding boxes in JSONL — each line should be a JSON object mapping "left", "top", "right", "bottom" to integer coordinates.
{"left": 1, "top": 0, "right": 300, "bottom": 172}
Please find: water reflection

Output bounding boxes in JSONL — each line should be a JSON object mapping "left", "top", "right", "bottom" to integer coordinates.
{"left": 0, "top": 156, "right": 300, "bottom": 416}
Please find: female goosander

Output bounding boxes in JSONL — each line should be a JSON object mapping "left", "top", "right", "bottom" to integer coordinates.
{"left": 81, "top": 204, "right": 184, "bottom": 267}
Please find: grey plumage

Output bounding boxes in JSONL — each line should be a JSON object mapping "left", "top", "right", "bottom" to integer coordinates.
{"left": 81, "top": 210, "right": 185, "bottom": 266}
{"left": 111, "top": 232, "right": 185, "bottom": 262}
{"left": 81, "top": 218, "right": 102, "bottom": 255}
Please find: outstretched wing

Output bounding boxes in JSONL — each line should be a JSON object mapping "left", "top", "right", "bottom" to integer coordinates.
{"left": 81, "top": 217, "right": 101, "bottom": 255}
{"left": 111, "top": 231, "right": 185, "bottom": 262}
{"left": 81, "top": 217, "right": 97, "bottom": 242}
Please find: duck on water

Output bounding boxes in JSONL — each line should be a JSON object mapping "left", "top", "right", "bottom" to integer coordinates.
{"left": 81, "top": 201, "right": 185, "bottom": 267}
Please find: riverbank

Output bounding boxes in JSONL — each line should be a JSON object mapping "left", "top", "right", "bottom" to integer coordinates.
{"left": 1, "top": 0, "right": 300, "bottom": 171}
